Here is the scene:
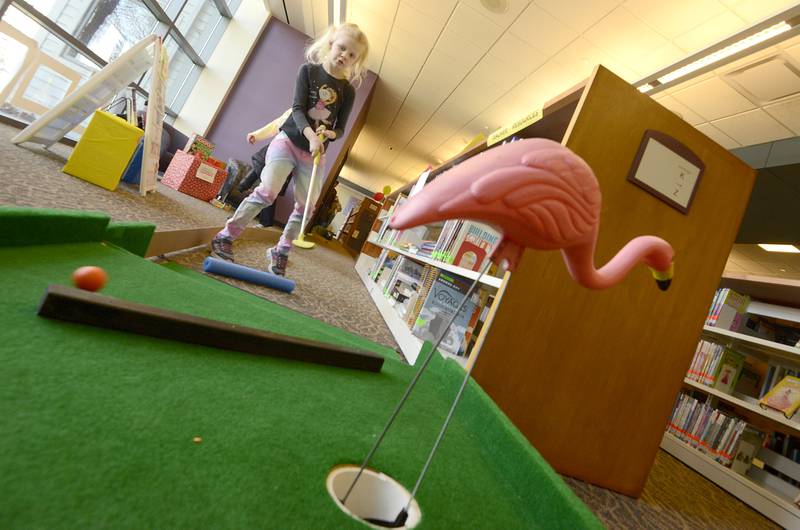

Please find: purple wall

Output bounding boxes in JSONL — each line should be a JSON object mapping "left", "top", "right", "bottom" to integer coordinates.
{"left": 206, "top": 18, "right": 377, "bottom": 224}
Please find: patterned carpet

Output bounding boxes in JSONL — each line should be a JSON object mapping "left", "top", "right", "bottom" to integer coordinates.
{"left": 0, "top": 121, "right": 781, "bottom": 529}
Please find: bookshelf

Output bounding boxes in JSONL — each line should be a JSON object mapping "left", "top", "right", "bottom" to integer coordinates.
{"left": 681, "top": 378, "right": 800, "bottom": 435}
{"left": 355, "top": 218, "right": 502, "bottom": 366}
{"left": 367, "top": 238, "right": 504, "bottom": 289}
{"left": 663, "top": 276, "right": 800, "bottom": 526}
{"left": 354, "top": 253, "right": 472, "bottom": 368}
{"left": 702, "top": 325, "right": 800, "bottom": 365}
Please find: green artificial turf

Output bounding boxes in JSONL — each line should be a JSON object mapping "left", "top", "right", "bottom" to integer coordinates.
{"left": 0, "top": 206, "right": 109, "bottom": 247}
{"left": 0, "top": 239, "right": 600, "bottom": 529}
{"left": 104, "top": 221, "right": 156, "bottom": 257}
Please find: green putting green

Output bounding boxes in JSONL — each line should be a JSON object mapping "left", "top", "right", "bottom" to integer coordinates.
{"left": 0, "top": 207, "right": 601, "bottom": 529}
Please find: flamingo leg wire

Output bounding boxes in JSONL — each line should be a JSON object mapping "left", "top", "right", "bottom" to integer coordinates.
{"left": 340, "top": 252, "right": 497, "bottom": 517}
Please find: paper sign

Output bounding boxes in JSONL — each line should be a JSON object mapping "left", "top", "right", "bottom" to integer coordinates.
{"left": 196, "top": 162, "right": 217, "bottom": 183}
{"left": 627, "top": 130, "right": 704, "bottom": 213}
{"left": 487, "top": 107, "right": 543, "bottom": 146}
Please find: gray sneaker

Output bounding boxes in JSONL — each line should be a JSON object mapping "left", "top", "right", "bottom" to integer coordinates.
{"left": 211, "top": 235, "right": 234, "bottom": 262}
{"left": 266, "top": 246, "right": 288, "bottom": 276}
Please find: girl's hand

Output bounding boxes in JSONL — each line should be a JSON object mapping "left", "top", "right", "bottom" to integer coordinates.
{"left": 309, "top": 135, "right": 324, "bottom": 157}
{"left": 247, "top": 133, "right": 256, "bottom": 144}
{"left": 316, "top": 125, "right": 336, "bottom": 140}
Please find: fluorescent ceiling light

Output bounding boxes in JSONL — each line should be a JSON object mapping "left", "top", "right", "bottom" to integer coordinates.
{"left": 638, "top": 84, "right": 654, "bottom": 93}
{"left": 657, "top": 21, "right": 792, "bottom": 85}
{"left": 758, "top": 243, "right": 800, "bottom": 253}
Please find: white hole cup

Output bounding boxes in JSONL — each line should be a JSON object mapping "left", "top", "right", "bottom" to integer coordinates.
{"left": 326, "top": 466, "right": 422, "bottom": 529}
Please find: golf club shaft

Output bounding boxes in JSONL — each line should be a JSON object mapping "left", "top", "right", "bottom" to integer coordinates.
{"left": 341, "top": 255, "right": 494, "bottom": 506}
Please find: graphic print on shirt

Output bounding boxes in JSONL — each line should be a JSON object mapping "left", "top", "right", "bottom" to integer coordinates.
{"left": 308, "top": 84, "right": 338, "bottom": 128}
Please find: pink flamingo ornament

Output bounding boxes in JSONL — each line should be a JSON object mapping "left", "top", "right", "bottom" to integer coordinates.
{"left": 390, "top": 138, "right": 674, "bottom": 289}
{"left": 340, "top": 139, "right": 674, "bottom": 528}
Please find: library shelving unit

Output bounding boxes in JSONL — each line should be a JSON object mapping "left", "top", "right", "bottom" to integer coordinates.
{"left": 354, "top": 232, "right": 504, "bottom": 366}
{"left": 660, "top": 277, "right": 800, "bottom": 527}
{"left": 354, "top": 65, "right": 756, "bottom": 497}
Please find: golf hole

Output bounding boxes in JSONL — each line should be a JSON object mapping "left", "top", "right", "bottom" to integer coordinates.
{"left": 326, "top": 465, "right": 422, "bottom": 529}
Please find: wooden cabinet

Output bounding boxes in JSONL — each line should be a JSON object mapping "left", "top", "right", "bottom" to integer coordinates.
{"left": 337, "top": 197, "right": 381, "bottom": 257}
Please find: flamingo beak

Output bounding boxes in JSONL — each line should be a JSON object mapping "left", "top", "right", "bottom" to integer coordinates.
{"left": 649, "top": 262, "right": 674, "bottom": 291}
{"left": 389, "top": 191, "right": 441, "bottom": 230}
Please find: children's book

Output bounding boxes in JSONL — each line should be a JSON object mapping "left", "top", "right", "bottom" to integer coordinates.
{"left": 411, "top": 272, "right": 477, "bottom": 356}
{"left": 712, "top": 349, "right": 746, "bottom": 394}
{"left": 759, "top": 375, "right": 800, "bottom": 419}
{"left": 450, "top": 222, "right": 502, "bottom": 272}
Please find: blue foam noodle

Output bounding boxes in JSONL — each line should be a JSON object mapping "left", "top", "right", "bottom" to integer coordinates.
{"left": 203, "top": 257, "right": 295, "bottom": 293}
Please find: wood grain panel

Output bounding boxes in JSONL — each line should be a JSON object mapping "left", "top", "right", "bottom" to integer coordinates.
{"left": 471, "top": 66, "right": 756, "bottom": 497}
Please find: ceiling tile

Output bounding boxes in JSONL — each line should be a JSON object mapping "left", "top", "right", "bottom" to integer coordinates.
{"left": 764, "top": 94, "right": 800, "bottom": 133}
{"left": 781, "top": 40, "right": 800, "bottom": 65}
{"left": 434, "top": 21, "right": 490, "bottom": 68}
{"left": 672, "top": 10, "right": 746, "bottom": 55}
{"left": 509, "top": 3, "right": 578, "bottom": 56}
{"left": 695, "top": 122, "right": 741, "bottom": 149}
{"left": 671, "top": 76, "right": 756, "bottom": 121}
{"left": 711, "top": 108, "right": 795, "bottom": 145}
{"left": 489, "top": 31, "right": 547, "bottom": 75}
{"left": 551, "top": 37, "right": 613, "bottom": 78}
{"left": 630, "top": 42, "right": 686, "bottom": 78}
{"left": 656, "top": 95, "right": 706, "bottom": 125}
{"left": 625, "top": 0, "right": 726, "bottom": 40}
{"left": 459, "top": 0, "right": 531, "bottom": 29}
{"left": 584, "top": 7, "right": 671, "bottom": 64}
{"left": 445, "top": 2, "right": 504, "bottom": 50}
{"left": 534, "top": 0, "right": 618, "bottom": 34}
{"left": 723, "top": 0, "right": 799, "bottom": 24}
{"left": 400, "top": 0, "right": 457, "bottom": 23}
{"left": 394, "top": 1, "right": 446, "bottom": 44}
{"left": 725, "top": 56, "right": 800, "bottom": 103}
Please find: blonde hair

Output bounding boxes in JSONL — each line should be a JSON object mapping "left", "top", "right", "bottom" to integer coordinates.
{"left": 305, "top": 23, "right": 369, "bottom": 87}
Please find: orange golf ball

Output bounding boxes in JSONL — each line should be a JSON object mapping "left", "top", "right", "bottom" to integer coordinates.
{"left": 72, "top": 266, "right": 108, "bottom": 292}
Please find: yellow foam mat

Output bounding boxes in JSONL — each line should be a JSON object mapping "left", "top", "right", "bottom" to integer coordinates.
{"left": 62, "top": 111, "right": 143, "bottom": 191}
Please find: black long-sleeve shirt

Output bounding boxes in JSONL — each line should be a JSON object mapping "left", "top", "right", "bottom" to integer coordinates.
{"left": 280, "top": 63, "right": 355, "bottom": 152}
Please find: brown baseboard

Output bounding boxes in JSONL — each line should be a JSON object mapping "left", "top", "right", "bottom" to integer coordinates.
{"left": 145, "top": 226, "right": 281, "bottom": 257}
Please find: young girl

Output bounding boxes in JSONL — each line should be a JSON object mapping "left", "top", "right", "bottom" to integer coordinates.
{"left": 211, "top": 23, "right": 369, "bottom": 276}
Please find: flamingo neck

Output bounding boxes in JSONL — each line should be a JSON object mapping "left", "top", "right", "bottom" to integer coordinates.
{"left": 561, "top": 232, "right": 674, "bottom": 290}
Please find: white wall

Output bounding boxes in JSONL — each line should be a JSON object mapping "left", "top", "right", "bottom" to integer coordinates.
{"left": 173, "top": 0, "right": 269, "bottom": 136}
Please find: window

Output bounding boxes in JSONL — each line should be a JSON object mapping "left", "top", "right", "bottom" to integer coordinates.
{"left": 0, "top": 0, "right": 241, "bottom": 130}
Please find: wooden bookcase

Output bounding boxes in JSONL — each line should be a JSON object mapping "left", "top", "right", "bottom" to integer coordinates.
{"left": 337, "top": 197, "right": 381, "bottom": 257}
{"left": 462, "top": 65, "right": 756, "bottom": 497}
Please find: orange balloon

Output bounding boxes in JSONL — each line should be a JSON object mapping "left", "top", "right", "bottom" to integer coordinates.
{"left": 72, "top": 266, "right": 108, "bottom": 292}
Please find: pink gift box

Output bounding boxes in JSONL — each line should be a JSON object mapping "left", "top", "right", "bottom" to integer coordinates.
{"left": 162, "top": 150, "right": 227, "bottom": 201}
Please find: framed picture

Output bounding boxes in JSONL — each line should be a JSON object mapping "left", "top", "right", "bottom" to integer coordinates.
{"left": 626, "top": 130, "right": 704, "bottom": 214}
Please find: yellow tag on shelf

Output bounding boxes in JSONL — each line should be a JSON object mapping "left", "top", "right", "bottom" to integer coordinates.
{"left": 487, "top": 107, "right": 543, "bottom": 146}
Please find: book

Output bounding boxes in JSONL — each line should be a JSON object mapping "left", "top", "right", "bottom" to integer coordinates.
{"left": 760, "top": 376, "right": 800, "bottom": 419}
{"left": 706, "top": 288, "right": 749, "bottom": 330}
{"left": 412, "top": 271, "right": 478, "bottom": 356}
{"left": 451, "top": 222, "right": 502, "bottom": 272}
{"left": 712, "top": 348, "right": 746, "bottom": 394}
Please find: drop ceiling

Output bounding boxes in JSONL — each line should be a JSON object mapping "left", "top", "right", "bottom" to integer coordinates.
{"left": 266, "top": 0, "right": 800, "bottom": 283}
